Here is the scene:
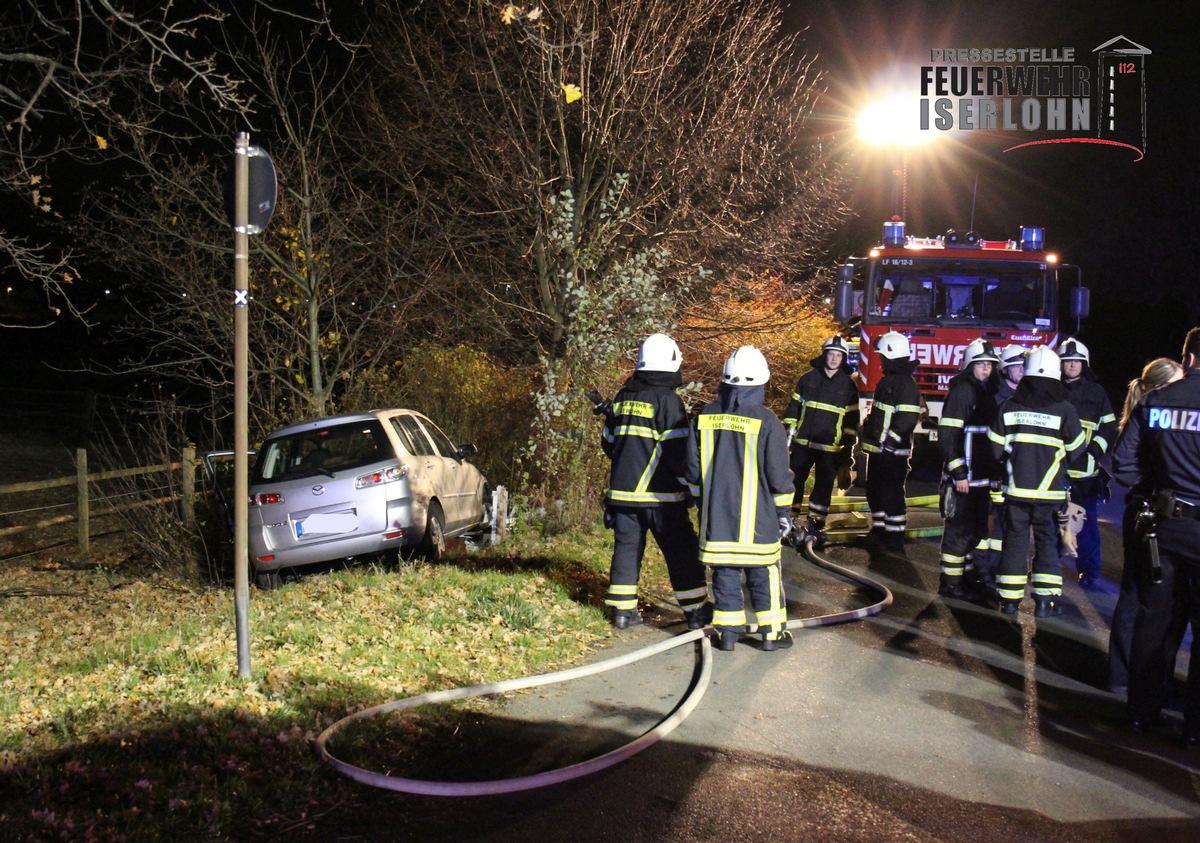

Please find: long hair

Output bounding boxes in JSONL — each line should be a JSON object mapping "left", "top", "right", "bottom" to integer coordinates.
{"left": 1120, "top": 357, "right": 1184, "bottom": 431}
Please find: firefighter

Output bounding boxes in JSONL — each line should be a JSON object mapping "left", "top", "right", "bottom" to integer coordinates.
{"left": 860, "top": 331, "right": 922, "bottom": 555}
{"left": 1112, "top": 328, "right": 1200, "bottom": 746}
{"left": 602, "top": 333, "right": 711, "bottom": 630}
{"left": 1059, "top": 338, "right": 1119, "bottom": 592}
{"left": 988, "top": 346, "right": 1086, "bottom": 617}
{"left": 781, "top": 336, "right": 859, "bottom": 543}
{"left": 972, "top": 344, "right": 1029, "bottom": 589}
{"left": 686, "top": 345, "right": 795, "bottom": 652}
{"left": 937, "top": 339, "right": 1001, "bottom": 598}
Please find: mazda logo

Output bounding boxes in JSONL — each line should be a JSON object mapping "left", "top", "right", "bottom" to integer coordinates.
{"left": 311, "top": 485, "right": 325, "bottom": 496}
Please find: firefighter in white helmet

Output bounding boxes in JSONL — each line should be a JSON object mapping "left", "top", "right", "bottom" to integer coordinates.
{"left": 1059, "top": 337, "right": 1119, "bottom": 592}
{"left": 937, "top": 339, "right": 1001, "bottom": 599}
{"left": 859, "top": 331, "right": 922, "bottom": 554}
{"left": 781, "top": 336, "right": 859, "bottom": 544}
{"left": 601, "top": 333, "right": 711, "bottom": 630}
{"left": 988, "top": 346, "right": 1087, "bottom": 616}
{"left": 972, "top": 344, "right": 1029, "bottom": 591}
{"left": 686, "top": 346, "right": 795, "bottom": 652}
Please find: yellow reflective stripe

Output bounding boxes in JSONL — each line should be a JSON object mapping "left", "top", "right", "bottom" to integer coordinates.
{"left": 608, "top": 490, "right": 686, "bottom": 503}
{"left": 896, "top": 404, "right": 923, "bottom": 413}
{"left": 940, "top": 418, "right": 965, "bottom": 429}
{"left": 947, "top": 457, "right": 966, "bottom": 471}
{"left": 1099, "top": 412, "right": 1116, "bottom": 424}
{"left": 713, "top": 608, "right": 747, "bottom": 626}
{"left": 773, "top": 492, "right": 791, "bottom": 507}
{"left": 613, "top": 424, "right": 658, "bottom": 439}
{"left": 740, "top": 430, "right": 757, "bottom": 545}
{"left": 611, "top": 400, "right": 654, "bottom": 418}
{"left": 675, "top": 586, "right": 709, "bottom": 602}
{"left": 608, "top": 583, "right": 638, "bottom": 595}
{"left": 805, "top": 401, "right": 847, "bottom": 415}
{"left": 698, "top": 414, "right": 763, "bottom": 434}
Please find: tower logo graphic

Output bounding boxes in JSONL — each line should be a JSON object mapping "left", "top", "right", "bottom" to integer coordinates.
{"left": 1094, "top": 35, "right": 1151, "bottom": 157}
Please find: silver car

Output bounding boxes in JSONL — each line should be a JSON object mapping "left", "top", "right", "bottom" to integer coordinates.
{"left": 209, "top": 409, "right": 489, "bottom": 588}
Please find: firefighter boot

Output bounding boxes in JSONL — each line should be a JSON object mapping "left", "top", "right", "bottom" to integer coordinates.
{"left": 761, "top": 630, "right": 794, "bottom": 652}
{"left": 858, "top": 526, "right": 886, "bottom": 551}
{"left": 685, "top": 602, "right": 714, "bottom": 630}
{"left": 715, "top": 628, "right": 739, "bottom": 652}
{"left": 612, "top": 609, "right": 642, "bottom": 630}
{"left": 938, "top": 574, "right": 966, "bottom": 600}
{"left": 999, "top": 599, "right": 1021, "bottom": 616}
{"left": 1034, "top": 596, "right": 1063, "bottom": 618}
{"left": 883, "top": 530, "right": 907, "bottom": 558}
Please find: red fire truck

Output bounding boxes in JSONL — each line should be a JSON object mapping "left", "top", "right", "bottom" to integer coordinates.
{"left": 833, "top": 220, "right": 1089, "bottom": 443}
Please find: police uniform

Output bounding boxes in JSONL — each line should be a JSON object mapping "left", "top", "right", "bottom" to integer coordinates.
{"left": 1112, "top": 368, "right": 1200, "bottom": 742}
{"left": 603, "top": 370, "right": 708, "bottom": 624}
{"left": 1062, "top": 362, "right": 1118, "bottom": 585}
{"left": 782, "top": 345, "right": 859, "bottom": 531}
{"left": 686, "top": 380, "right": 793, "bottom": 648}
{"left": 937, "top": 365, "right": 1000, "bottom": 595}
{"left": 860, "top": 354, "right": 922, "bottom": 552}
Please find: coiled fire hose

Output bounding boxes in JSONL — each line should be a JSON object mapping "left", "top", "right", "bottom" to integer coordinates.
{"left": 316, "top": 493, "right": 941, "bottom": 795}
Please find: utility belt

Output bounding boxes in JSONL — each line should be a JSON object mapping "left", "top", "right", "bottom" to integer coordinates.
{"left": 1133, "top": 489, "right": 1200, "bottom": 584}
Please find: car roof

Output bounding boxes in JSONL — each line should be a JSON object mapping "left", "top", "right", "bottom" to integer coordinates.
{"left": 262, "top": 408, "right": 427, "bottom": 440}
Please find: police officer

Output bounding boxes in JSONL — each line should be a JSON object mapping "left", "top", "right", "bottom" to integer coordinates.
{"left": 1112, "top": 328, "right": 1200, "bottom": 746}
{"left": 1060, "top": 338, "right": 1119, "bottom": 592}
{"left": 988, "top": 346, "right": 1086, "bottom": 617}
{"left": 782, "top": 336, "right": 859, "bottom": 542}
{"left": 686, "top": 346, "right": 794, "bottom": 652}
{"left": 860, "top": 331, "right": 922, "bottom": 555}
{"left": 937, "top": 339, "right": 1001, "bottom": 598}
{"left": 602, "top": 333, "right": 711, "bottom": 630}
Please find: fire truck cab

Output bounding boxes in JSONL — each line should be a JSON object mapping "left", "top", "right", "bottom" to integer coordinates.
{"left": 834, "top": 220, "right": 1089, "bottom": 442}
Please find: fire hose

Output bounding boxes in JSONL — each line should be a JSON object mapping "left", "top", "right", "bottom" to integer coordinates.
{"left": 316, "top": 494, "right": 941, "bottom": 795}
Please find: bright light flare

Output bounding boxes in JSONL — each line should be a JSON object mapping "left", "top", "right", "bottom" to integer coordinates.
{"left": 857, "top": 97, "right": 934, "bottom": 147}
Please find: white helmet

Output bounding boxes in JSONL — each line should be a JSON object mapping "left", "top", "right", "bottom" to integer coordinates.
{"left": 637, "top": 333, "right": 682, "bottom": 373}
{"left": 723, "top": 345, "right": 770, "bottom": 385}
{"left": 876, "top": 331, "right": 911, "bottom": 361}
{"left": 1058, "top": 337, "right": 1089, "bottom": 364}
{"left": 821, "top": 336, "right": 851, "bottom": 356}
{"left": 962, "top": 339, "right": 1000, "bottom": 368}
{"left": 999, "top": 344, "right": 1028, "bottom": 370}
{"left": 1024, "top": 345, "right": 1062, "bottom": 379}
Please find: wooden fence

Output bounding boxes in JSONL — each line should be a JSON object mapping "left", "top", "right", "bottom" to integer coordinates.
{"left": 0, "top": 446, "right": 197, "bottom": 557}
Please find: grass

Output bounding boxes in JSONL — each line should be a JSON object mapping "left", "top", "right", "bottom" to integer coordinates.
{"left": 0, "top": 522, "right": 676, "bottom": 841}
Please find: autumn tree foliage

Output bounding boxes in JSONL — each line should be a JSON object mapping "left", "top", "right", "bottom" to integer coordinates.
{"left": 363, "top": 0, "right": 848, "bottom": 491}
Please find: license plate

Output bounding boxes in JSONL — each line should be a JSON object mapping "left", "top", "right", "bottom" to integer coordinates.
{"left": 295, "top": 511, "right": 357, "bottom": 537}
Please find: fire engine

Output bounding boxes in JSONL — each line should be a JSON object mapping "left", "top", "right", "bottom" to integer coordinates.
{"left": 834, "top": 220, "right": 1089, "bottom": 442}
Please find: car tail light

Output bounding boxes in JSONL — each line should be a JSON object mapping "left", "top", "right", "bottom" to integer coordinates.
{"left": 355, "top": 465, "right": 406, "bottom": 489}
{"left": 257, "top": 555, "right": 276, "bottom": 562}
{"left": 252, "top": 492, "right": 285, "bottom": 506}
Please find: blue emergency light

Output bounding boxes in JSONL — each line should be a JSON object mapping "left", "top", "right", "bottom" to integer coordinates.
{"left": 882, "top": 220, "right": 906, "bottom": 247}
{"left": 1020, "top": 226, "right": 1044, "bottom": 251}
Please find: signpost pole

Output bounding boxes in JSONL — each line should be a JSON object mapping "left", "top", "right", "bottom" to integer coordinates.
{"left": 233, "top": 132, "right": 252, "bottom": 678}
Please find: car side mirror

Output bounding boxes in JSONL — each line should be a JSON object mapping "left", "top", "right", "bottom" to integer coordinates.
{"left": 456, "top": 443, "right": 478, "bottom": 461}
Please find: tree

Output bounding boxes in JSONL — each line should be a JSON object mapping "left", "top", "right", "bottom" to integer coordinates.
{"left": 362, "top": 0, "right": 848, "bottom": 487}
{"left": 0, "top": 0, "right": 257, "bottom": 327}
{"left": 70, "top": 7, "right": 428, "bottom": 426}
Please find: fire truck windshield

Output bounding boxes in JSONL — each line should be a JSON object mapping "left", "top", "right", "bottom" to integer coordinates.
{"left": 866, "top": 258, "right": 1057, "bottom": 329}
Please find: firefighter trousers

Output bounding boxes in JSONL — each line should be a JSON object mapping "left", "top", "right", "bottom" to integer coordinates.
{"left": 996, "top": 500, "right": 1062, "bottom": 601}
{"left": 710, "top": 562, "right": 788, "bottom": 639}
{"left": 866, "top": 452, "right": 910, "bottom": 540}
{"left": 607, "top": 505, "right": 708, "bottom": 612}
{"left": 1127, "top": 517, "right": 1200, "bottom": 739}
{"left": 939, "top": 486, "right": 991, "bottom": 580}
{"left": 790, "top": 447, "right": 836, "bottom": 519}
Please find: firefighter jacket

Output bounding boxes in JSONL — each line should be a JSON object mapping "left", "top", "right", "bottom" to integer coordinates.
{"left": 1063, "top": 369, "right": 1117, "bottom": 481}
{"left": 1112, "top": 369, "right": 1200, "bottom": 501}
{"left": 988, "top": 377, "right": 1086, "bottom": 503}
{"left": 685, "top": 384, "right": 793, "bottom": 566}
{"left": 938, "top": 370, "right": 1000, "bottom": 486}
{"left": 782, "top": 356, "right": 860, "bottom": 453}
{"left": 602, "top": 370, "right": 690, "bottom": 507}
{"left": 860, "top": 356, "right": 922, "bottom": 457}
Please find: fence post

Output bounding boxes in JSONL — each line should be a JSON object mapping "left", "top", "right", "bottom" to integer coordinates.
{"left": 492, "top": 485, "right": 508, "bottom": 544}
{"left": 76, "top": 447, "right": 89, "bottom": 556}
{"left": 181, "top": 444, "right": 196, "bottom": 527}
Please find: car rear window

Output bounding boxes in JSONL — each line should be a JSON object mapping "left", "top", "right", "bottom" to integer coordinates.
{"left": 254, "top": 420, "right": 391, "bottom": 482}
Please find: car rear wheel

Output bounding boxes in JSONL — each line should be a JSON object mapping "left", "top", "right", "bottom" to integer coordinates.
{"left": 420, "top": 502, "right": 446, "bottom": 562}
{"left": 255, "top": 570, "right": 282, "bottom": 591}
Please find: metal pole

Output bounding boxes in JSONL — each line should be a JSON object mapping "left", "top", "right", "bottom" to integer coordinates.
{"left": 233, "top": 132, "right": 252, "bottom": 678}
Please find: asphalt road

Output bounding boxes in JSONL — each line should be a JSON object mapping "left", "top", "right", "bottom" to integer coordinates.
{"left": 306, "top": 495, "right": 1200, "bottom": 842}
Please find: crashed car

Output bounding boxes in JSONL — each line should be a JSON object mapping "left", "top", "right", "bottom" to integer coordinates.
{"left": 205, "top": 409, "right": 489, "bottom": 589}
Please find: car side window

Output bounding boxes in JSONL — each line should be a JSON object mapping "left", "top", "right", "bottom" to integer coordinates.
{"left": 389, "top": 418, "right": 417, "bottom": 455}
{"left": 395, "top": 415, "right": 435, "bottom": 457}
{"left": 418, "top": 418, "right": 457, "bottom": 458}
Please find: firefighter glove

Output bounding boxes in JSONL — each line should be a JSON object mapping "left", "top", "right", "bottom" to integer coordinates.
{"left": 778, "top": 517, "right": 792, "bottom": 539}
